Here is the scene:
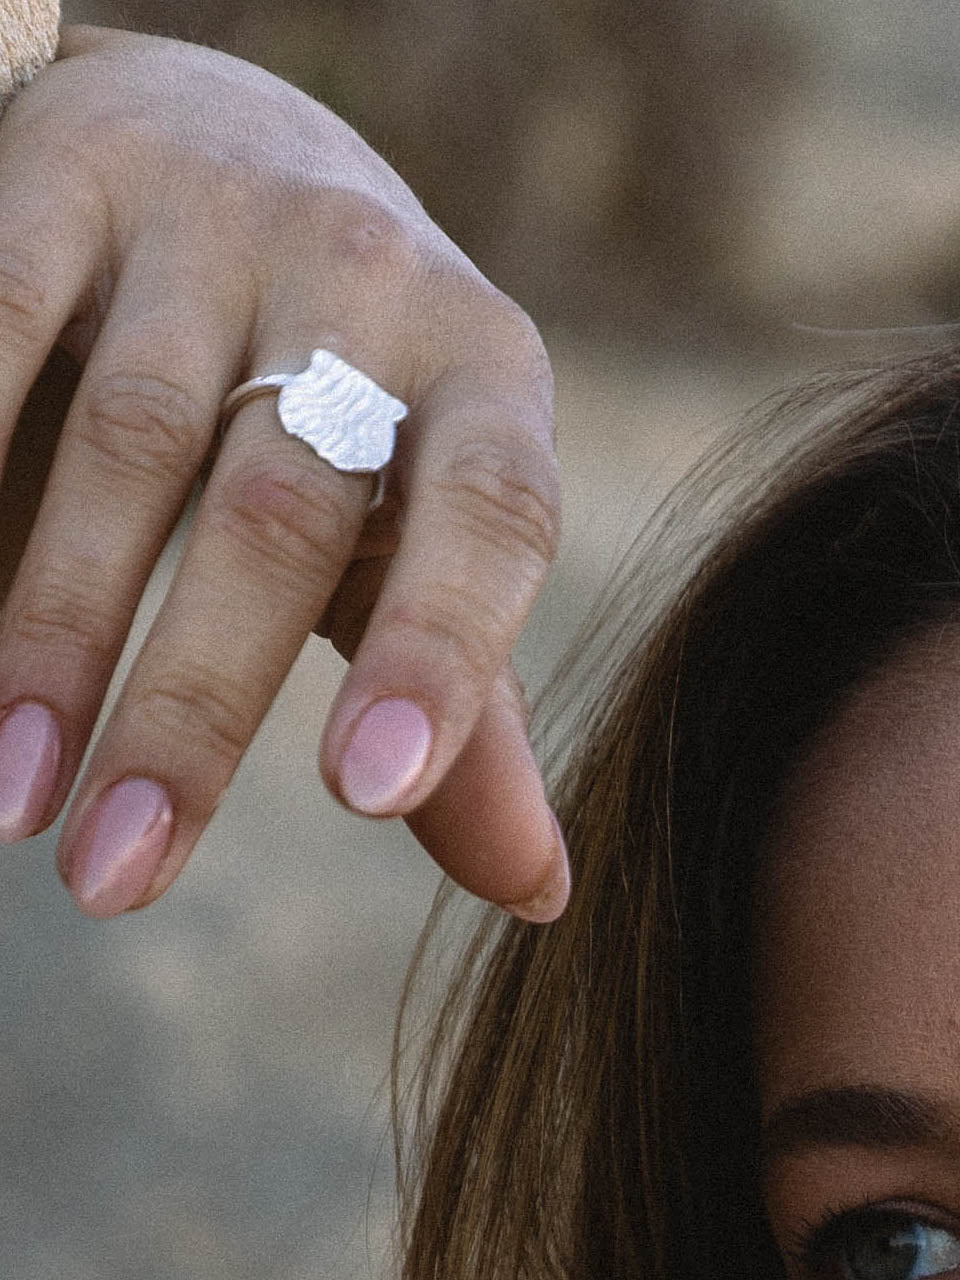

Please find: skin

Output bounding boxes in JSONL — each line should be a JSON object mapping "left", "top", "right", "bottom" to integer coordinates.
{"left": 757, "top": 627, "right": 960, "bottom": 1277}
{"left": 0, "top": 25, "right": 569, "bottom": 921}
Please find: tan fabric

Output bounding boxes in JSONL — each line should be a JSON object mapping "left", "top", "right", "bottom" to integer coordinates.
{"left": 0, "top": 0, "right": 59, "bottom": 105}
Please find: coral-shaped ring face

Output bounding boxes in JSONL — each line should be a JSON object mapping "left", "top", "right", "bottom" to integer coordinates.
{"left": 277, "top": 349, "right": 408, "bottom": 474}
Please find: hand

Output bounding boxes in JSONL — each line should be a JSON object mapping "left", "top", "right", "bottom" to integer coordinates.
{"left": 0, "top": 25, "right": 568, "bottom": 921}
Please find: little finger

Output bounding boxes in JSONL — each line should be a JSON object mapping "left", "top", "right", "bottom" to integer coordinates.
{"left": 405, "top": 665, "right": 570, "bottom": 923}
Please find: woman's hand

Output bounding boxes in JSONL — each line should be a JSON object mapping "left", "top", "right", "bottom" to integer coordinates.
{"left": 0, "top": 25, "right": 568, "bottom": 921}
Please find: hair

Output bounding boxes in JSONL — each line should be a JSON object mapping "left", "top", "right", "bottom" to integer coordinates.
{"left": 391, "top": 345, "right": 960, "bottom": 1279}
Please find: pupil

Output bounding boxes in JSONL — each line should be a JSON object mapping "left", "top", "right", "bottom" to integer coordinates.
{"left": 847, "top": 1223, "right": 919, "bottom": 1280}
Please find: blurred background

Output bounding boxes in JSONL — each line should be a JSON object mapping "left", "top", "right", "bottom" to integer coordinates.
{"left": 5, "top": 1, "right": 960, "bottom": 1275}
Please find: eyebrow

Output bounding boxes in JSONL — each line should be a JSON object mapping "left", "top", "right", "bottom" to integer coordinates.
{"left": 762, "top": 1085, "right": 960, "bottom": 1163}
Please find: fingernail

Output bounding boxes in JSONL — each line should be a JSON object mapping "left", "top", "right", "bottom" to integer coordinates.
{"left": 0, "top": 702, "right": 62, "bottom": 844}
{"left": 69, "top": 778, "right": 174, "bottom": 919}
{"left": 339, "top": 698, "right": 432, "bottom": 815}
{"left": 503, "top": 813, "right": 571, "bottom": 924}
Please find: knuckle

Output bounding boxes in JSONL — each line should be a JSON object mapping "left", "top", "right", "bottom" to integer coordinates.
{"left": 11, "top": 579, "right": 117, "bottom": 668}
{"left": 496, "top": 295, "right": 552, "bottom": 370}
{"left": 495, "top": 301, "right": 555, "bottom": 416}
{"left": 449, "top": 283, "right": 555, "bottom": 413}
{"left": 516, "top": 316, "right": 554, "bottom": 402}
{"left": 0, "top": 249, "right": 48, "bottom": 349}
{"left": 129, "top": 672, "right": 250, "bottom": 768}
{"left": 78, "top": 370, "right": 206, "bottom": 487}
{"left": 321, "top": 189, "right": 422, "bottom": 287}
{"left": 437, "top": 438, "right": 561, "bottom": 569}
{"left": 217, "top": 458, "right": 355, "bottom": 590}
{"left": 380, "top": 591, "right": 508, "bottom": 687}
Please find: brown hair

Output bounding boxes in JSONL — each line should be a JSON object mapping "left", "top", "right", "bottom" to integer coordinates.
{"left": 392, "top": 346, "right": 960, "bottom": 1279}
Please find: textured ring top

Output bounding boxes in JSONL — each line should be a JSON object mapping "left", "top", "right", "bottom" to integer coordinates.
{"left": 0, "top": 0, "right": 60, "bottom": 108}
{"left": 221, "top": 349, "right": 408, "bottom": 477}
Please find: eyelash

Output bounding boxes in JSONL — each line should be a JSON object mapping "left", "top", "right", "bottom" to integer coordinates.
{"left": 788, "top": 1203, "right": 858, "bottom": 1274}
{"left": 788, "top": 1203, "right": 960, "bottom": 1279}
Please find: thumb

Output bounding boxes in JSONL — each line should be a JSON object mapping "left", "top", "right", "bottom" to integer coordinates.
{"left": 404, "top": 665, "right": 570, "bottom": 924}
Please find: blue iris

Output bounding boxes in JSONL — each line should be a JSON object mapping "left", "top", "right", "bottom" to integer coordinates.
{"left": 843, "top": 1218, "right": 960, "bottom": 1280}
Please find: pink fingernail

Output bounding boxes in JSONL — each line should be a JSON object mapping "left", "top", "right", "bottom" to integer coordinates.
{"left": 503, "top": 813, "right": 571, "bottom": 924}
{"left": 69, "top": 778, "right": 174, "bottom": 919}
{"left": 339, "top": 698, "right": 432, "bottom": 815}
{"left": 0, "top": 702, "right": 62, "bottom": 844}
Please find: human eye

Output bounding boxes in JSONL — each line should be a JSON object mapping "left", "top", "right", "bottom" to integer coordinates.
{"left": 794, "top": 1207, "right": 960, "bottom": 1280}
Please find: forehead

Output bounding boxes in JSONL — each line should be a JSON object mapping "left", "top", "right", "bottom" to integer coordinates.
{"left": 756, "top": 629, "right": 960, "bottom": 1113}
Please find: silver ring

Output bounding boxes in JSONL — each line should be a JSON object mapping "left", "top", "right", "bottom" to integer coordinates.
{"left": 220, "top": 349, "right": 408, "bottom": 508}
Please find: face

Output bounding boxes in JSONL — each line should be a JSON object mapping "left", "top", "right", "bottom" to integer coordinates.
{"left": 756, "top": 630, "right": 960, "bottom": 1280}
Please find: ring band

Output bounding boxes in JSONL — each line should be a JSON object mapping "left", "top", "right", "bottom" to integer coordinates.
{"left": 220, "top": 349, "right": 409, "bottom": 506}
